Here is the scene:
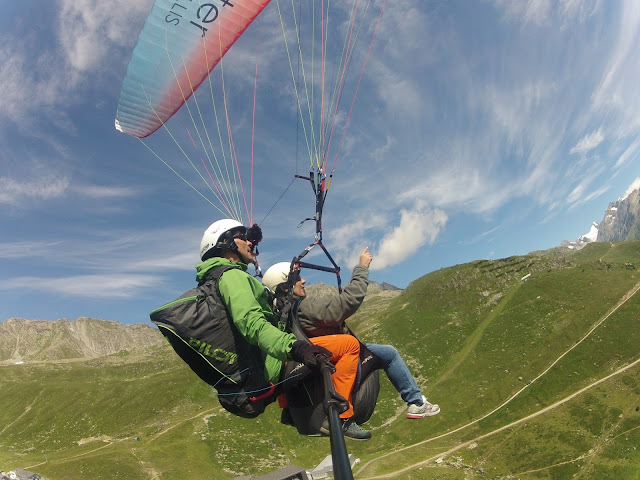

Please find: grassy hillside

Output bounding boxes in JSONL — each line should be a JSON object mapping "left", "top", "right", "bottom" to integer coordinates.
{"left": 1, "top": 242, "right": 640, "bottom": 479}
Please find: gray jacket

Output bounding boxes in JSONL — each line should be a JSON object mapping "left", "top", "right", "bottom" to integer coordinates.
{"left": 298, "top": 264, "right": 369, "bottom": 337}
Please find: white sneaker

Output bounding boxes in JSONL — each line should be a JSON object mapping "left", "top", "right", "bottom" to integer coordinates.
{"left": 407, "top": 395, "right": 440, "bottom": 419}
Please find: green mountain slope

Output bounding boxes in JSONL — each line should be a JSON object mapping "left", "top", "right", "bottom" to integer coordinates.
{"left": 1, "top": 242, "right": 639, "bottom": 479}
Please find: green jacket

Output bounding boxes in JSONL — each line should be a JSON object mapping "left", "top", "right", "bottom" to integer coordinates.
{"left": 195, "top": 257, "right": 297, "bottom": 383}
{"left": 298, "top": 264, "right": 369, "bottom": 337}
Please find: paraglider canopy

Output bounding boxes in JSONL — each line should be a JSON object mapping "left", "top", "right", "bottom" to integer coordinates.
{"left": 115, "top": 0, "right": 271, "bottom": 138}
{"left": 115, "top": 0, "right": 386, "bottom": 224}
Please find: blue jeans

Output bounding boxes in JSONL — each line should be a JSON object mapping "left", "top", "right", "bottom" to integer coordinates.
{"left": 364, "top": 343, "right": 423, "bottom": 406}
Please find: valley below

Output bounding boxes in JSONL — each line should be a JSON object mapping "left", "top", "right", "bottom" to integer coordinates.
{"left": 2, "top": 242, "right": 640, "bottom": 479}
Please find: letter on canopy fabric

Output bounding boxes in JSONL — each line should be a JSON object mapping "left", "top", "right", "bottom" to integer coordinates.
{"left": 115, "top": 0, "right": 271, "bottom": 138}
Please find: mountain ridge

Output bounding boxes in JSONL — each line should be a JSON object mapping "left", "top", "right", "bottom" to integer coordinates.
{"left": 0, "top": 316, "right": 163, "bottom": 363}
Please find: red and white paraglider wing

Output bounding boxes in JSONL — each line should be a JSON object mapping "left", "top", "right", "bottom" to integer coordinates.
{"left": 115, "top": 0, "right": 271, "bottom": 138}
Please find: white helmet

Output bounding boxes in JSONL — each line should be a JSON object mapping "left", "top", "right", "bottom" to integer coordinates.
{"left": 262, "top": 262, "right": 294, "bottom": 294}
{"left": 200, "top": 219, "right": 245, "bottom": 260}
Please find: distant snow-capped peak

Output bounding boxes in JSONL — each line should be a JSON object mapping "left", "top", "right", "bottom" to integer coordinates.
{"left": 580, "top": 222, "right": 599, "bottom": 243}
{"left": 562, "top": 221, "right": 599, "bottom": 250}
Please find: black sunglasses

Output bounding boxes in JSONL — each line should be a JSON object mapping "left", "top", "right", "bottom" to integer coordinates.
{"left": 226, "top": 227, "right": 248, "bottom": 241}
{"left": 289, "top": 270, "right": 301, "bottom": 283}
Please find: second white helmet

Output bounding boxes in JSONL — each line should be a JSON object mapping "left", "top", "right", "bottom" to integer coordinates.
{"left": 262, "top": 262, "right": 294, "bottom": 293}
{"left": 200, "top": 219, "right": 245, "bottom": 260}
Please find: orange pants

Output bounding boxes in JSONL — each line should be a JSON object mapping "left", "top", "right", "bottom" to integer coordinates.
{"left": 310, "top": 334, "right": 360, "bottom": 418}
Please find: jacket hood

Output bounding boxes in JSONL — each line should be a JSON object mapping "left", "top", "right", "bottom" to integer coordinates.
{"left": 195, "top": 257, "right": 247, "bottom": 284}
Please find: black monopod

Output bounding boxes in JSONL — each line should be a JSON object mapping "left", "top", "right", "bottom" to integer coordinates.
{"left": 319, "top": 358, "right": 354, "bottom": 480}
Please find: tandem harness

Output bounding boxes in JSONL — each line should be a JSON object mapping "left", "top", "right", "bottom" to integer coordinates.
{"left": 150, "top": 265, "right": 302, "bottom": 418}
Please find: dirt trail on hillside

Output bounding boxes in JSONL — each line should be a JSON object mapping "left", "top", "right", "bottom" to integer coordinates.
{"left": 355, "top": 280, "right": 640, "bottom": 478}
{"left": 1, "top": 390, "right": 44, "bottom": 435}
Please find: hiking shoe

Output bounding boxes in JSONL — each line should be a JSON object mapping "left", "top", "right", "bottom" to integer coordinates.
{"left": 319, "top": 418, "right": 371, "bottom": 440}
{"left": 341, "top": 419, "right": 371, "bottom": 440}
{"left": 407, "top": 395, "right": 440, "bottom": 419}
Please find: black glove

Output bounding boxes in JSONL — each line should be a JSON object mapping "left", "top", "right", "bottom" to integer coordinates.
{"left": 290, "top": 340, "right": 333, "bottom": 370}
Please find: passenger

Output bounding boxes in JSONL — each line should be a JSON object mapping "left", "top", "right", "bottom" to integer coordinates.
{"left": 263, "top": 247, "right": 440, "bottom": 420}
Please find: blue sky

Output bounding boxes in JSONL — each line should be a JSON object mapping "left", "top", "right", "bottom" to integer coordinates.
{"left": 2, "top": 0, "right": 640, "bottom": 325}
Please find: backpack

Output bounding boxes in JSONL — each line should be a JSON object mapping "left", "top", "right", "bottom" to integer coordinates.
{"left": 149, "top": 265, "right": 278, "bottom": 418}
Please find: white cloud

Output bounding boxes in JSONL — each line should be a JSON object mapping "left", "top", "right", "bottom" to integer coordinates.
{"left": 372, "top": 65, "right": 424, "bottom": 118}
{"left": 72, "top": 185, "right": 139, "bottom": 199}
{"left": 0, "top": 225, "right": 198, "bottom": 272}
{"left": 367, "top": 2, "right": 434, "bottom": 120}
{"left": 566, "top": 162, "right": 606, "bottom": 207}
{"left": 0, "top": 44, "right": 63, "bottom": 129}
{"left": 592, "top": 1, "right": 640, "bottom": 125}
{"left": 494, "top": 0, "right": 598, "bottom": 27}
{"left": 458, "top": 226, "right": 501, "bottom": 247}
{"left": 129, "top": 252, "right": 198, "bottom": 271}
{"left": 615, "top": 136, "right": 640, "bottom": 169}
{"left": 0, "top": 175, "right": 70, "bottom": 206}
{"left": 371, "top": 135, "right": 395, "bottom": 162}
{"left": 581, "top": 185, "right": 610, "bottom": 205}
{"left": 376, "top": 1, "right": 434, "bottom": 58}
{"left": 570, "top": 129, "right": 604, "bottom": 155}
{"left": 0, "top": 241, "right": 63, "bottom": 259}
{"left": 568, "top": 184, "right": 609, "bottom": 210}
{"left": 621, "top": 177, "right": 640, "bottom": 201}
{"left": 324, "top": 200, "right": 448, "bottom": 271}
{"left": 371, "top": 202, "right": 447, "bottom": 270}
{"left": 495, "top": 0, "right": 553, "bottom": 26}
{"left": 0, "top": 274, "right": 163, "bottom": 298}
{"left": 397, "top": 162, "right": 512, "bottom": 215}
{"left": 58, "top": 0, "right": 152, "bottom": 71}
{"left": 328, "top": 214, "right": 390, "bottom": 264}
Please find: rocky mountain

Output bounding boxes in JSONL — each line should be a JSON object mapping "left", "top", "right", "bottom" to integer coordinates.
{"left": 379, "top": 282, "right": 402, "bottom": 291}
{"left": 0, "top": 317, "right": 163, "bottom": 363}
{"left": 596, "top": 188, "right": 640, "bottom": 242}
{"left": 563, "top": 187, "right": 640, "bottom": 249}
{"left": 305, "top": 280, "right": 402, "bottom": 298}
